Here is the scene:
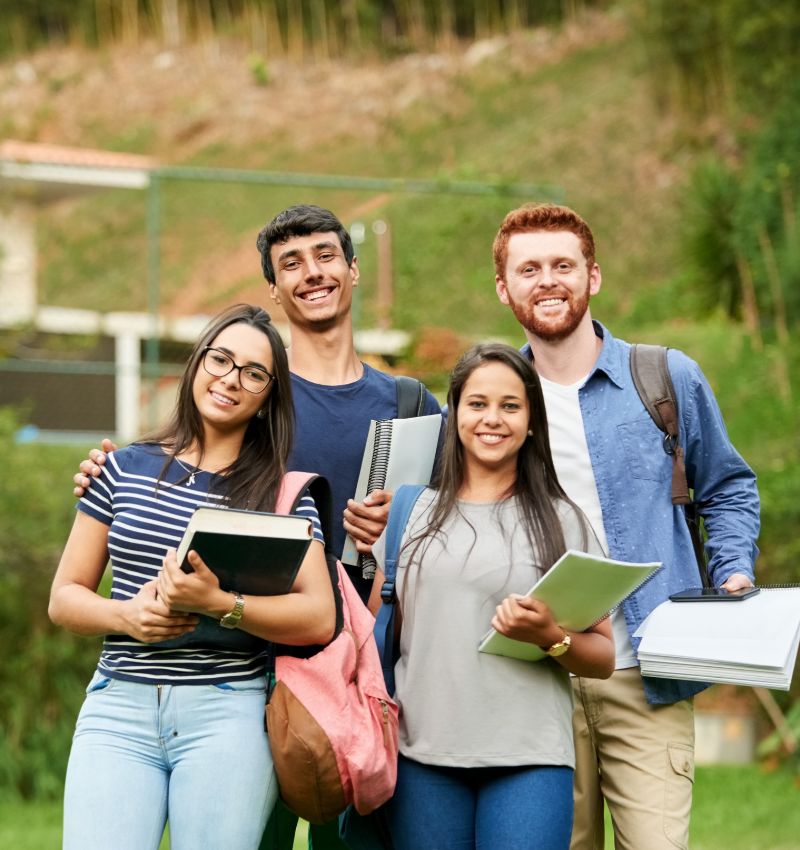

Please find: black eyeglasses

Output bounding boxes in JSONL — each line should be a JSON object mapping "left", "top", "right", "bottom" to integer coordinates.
{"left": 201, "top": 347, "right": 274, "bottom": 394}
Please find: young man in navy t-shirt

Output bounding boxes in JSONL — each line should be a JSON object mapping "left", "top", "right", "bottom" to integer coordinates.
{"left": 256, "top": 204, "right": 440, "bottom": 600}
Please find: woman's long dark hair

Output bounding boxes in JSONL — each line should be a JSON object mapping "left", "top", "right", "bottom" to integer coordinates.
{"left": 142, "top": 304, "right": 293, "bottom": 512}
{"left": 405, "top": 342, "right": 583, "bottom": 573}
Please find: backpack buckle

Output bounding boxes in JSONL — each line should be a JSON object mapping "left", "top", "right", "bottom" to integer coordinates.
{"left": 380, "top": 580, "right": 395, "bottom": 603}
{"left": 662, "top": 433, "right": 677, "bottom": 456}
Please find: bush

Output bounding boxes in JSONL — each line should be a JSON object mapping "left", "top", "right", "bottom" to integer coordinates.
{"left": 0, "top": 408, "right": 101, "bottom": 800}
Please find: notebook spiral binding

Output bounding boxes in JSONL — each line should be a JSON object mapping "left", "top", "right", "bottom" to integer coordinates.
{"left": 359, "top": 421, "right": 393, "bottom": 578}
{"left": 585, "top": 561, "right": 664, "bottom": 629}
{"left": 753, "top": 583, "right": 800, "bottom": 589}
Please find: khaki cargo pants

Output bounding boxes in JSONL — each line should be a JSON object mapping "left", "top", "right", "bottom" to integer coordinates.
{"left": 570, "top": 667, "right": 695, "bottom": 850}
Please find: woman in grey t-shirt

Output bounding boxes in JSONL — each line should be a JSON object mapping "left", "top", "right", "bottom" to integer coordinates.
{"left": 372, "top": 344, "right": 614, "bottom": 850}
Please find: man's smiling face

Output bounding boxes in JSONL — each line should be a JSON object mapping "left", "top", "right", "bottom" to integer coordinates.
{"left": 269, "top": 231, "right": 359, "bottom": 331}
{"left": 495, "top": 230, "right": 600, "bottom": 342}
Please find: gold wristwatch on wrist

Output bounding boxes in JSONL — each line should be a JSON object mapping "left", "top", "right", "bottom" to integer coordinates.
{"left": 543, "top": 630, "right": 572, "bottom": 657}
{"left": 219, "top": 592, "right": 245, "bottom": 629}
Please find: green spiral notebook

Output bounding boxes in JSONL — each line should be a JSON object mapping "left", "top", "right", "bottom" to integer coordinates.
{"left": 478, "top": 550, "right": 662, "bottom": 661}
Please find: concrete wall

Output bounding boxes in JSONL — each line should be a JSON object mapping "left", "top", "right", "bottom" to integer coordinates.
{"left": 0, "top": 204, "right": 36, "bottom": 324}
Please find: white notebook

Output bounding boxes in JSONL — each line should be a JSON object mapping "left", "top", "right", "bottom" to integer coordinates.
{"left": 634, "top": 588, "right": 800, "bottom": 689}
{"left": 341, "top": 413, "right": 441, "bottom": 567}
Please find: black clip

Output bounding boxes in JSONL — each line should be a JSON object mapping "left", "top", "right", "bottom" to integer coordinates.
{"left": 662, "top": 433, "right": 678, "bottom": 456}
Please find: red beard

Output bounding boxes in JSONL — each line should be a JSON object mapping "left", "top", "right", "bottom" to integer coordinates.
{"left": 507, "top": 283, "right": 591, "bottom": 342}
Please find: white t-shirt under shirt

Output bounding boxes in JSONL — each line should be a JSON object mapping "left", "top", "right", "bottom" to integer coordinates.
{"left": 538, "top": 374, "right": 638, "bottom": 669}
{"left": 373, "top": 490, "right": 599, "bottom": 769}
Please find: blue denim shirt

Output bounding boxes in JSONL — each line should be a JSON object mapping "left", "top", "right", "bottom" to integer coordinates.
{"left": 523, "top": 322, "right": 760, "bottom": 705}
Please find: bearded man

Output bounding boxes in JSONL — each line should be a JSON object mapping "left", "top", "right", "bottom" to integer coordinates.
{"left": 493, "top": 203, "right": 760, "bottom": 850}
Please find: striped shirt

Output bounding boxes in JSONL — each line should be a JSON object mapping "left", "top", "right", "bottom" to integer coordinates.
{"left": 77, "top": 443, "right": 323, "bottom": 685}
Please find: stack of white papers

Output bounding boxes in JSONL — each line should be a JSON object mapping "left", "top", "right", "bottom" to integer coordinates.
{"left": 634, "top": 588, "right": 800, "bottom": 690}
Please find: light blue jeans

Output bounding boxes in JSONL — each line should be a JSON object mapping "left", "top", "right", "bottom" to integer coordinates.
{"left": 63, "top": 670, "right": 276, "bottom": 850}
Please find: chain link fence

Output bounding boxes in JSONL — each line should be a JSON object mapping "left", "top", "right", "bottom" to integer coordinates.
{"left": 1, "top": 163, "right": 561, "bottom": 442}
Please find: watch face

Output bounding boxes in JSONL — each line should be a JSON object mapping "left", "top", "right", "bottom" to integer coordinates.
{"left": 547, "top": 633, "right": 571, "bottom": 657}
{"left": 220, "top": 594, "right": 244, "bottom": 628}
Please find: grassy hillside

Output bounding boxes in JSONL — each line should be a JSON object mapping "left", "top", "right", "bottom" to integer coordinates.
{"left": 1, "top": 7, "right": 798, "bottom": 577}
{"left": 6, "top": 10, "right": 679, "bottom": 329}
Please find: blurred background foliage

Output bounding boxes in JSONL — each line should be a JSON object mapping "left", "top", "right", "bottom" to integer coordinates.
{"left": 0, "top": 409, "right": 101, "bottom": 802}
{"left": 1, "top": 0, "right": 799, "bottom": 802}
{"left": 0, "top": 0, "right": 606, "bottom": 57}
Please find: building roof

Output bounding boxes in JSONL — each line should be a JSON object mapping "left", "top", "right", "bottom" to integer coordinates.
{"left": 0, "top": 139, "right": 155, "bottom": 199}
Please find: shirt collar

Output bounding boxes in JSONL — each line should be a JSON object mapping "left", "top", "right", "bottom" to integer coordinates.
{"left": 519, "top": 320, "right": 627, "bottom": 390}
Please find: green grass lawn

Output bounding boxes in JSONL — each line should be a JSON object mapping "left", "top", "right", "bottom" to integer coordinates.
{"left": 0, "top": 803, "right": 310, "bottom": 850}
{"left": 2, "top": 765, "right": 797, "bottom": 849}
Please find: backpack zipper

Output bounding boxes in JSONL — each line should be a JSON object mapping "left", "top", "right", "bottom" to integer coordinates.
{"left": 380, "top": 699, "right": 390, "bottom": 746}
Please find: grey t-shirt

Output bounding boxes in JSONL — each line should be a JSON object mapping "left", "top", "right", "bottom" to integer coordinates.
{"left": 373, "top": 490, "right": 596, "bottom": 769}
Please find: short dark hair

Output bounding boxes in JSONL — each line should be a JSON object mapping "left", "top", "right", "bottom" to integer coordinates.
{"left": 256, "top": 204, "right": 355, "bottom": 284}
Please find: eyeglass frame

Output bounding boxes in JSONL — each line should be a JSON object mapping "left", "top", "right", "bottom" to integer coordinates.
{"left": 200, "top": 346, "right": 275, "bottom": 394}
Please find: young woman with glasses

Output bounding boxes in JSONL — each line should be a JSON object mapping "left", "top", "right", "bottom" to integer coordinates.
{"left": 49, "top": 304, "right": 336, "bottom": 850}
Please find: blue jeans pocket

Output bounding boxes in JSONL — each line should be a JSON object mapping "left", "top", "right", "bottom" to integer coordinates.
{"left": 85, "top": 672, "right": 113, "bottom": 694}
{"left": 211, "top": 677, "right": 267, "bottom": 695}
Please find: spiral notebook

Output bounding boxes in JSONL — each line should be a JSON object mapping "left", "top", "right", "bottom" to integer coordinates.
{"left": 635, "top": 587, "right": 800, "bottom": 690}
{"left": 341, "top": 413, "right": 442, "bottom": 568}
{"left": 478, "top": 550, "right": 662, "bottom": 661}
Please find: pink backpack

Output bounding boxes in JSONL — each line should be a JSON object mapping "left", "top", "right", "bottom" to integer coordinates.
{"left": 266, "top": 472, "right": 399, "bottom": 824}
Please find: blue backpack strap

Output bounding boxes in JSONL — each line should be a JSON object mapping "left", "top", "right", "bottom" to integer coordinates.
{"left": 374, "top": 484, "right": 426, "bottom": 693}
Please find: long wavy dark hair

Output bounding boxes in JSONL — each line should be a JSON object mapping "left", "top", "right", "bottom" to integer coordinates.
{"left": 142, "top": 304, "right": 293, "bottom": 512}
{"left": 404, "top": 342, "right": 584, "bottom": 574}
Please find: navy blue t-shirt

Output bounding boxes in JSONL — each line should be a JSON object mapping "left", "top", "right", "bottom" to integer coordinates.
{"left": 288, "top": 363, "right": 441, "bottom": 561}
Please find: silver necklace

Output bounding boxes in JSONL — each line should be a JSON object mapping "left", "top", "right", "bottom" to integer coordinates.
{"left": 173, "top": 456, "right": 199, "bottom": 486}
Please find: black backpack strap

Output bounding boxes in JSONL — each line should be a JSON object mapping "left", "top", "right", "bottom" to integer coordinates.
{"left": 630, "top": 344, "right": 709, "bottom": 586}
{"left": 395, "top": 375, "right": 425, "bottom": 418}
{"left": 630, "top": 344, "right": 690, "bottom": 505}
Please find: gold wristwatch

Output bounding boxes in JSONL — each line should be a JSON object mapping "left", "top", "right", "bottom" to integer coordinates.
{"left": 543, "top": 630, "right": 572, "bottom": 657}
{"left": 219, "top": 592, "right": 245, "bottom": 629}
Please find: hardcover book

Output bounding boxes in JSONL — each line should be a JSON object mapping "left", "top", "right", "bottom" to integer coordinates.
{"left": 177, "top": 506, "right": 313, "bottom": 596}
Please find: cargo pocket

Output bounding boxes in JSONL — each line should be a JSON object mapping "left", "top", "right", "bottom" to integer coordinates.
{"left": 664, "top": 742, "right": 694, "bottom": 849}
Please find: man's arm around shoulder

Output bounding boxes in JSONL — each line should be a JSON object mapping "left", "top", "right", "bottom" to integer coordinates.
{"left": 73, "top": 438, "right": 117, "bottom": 497}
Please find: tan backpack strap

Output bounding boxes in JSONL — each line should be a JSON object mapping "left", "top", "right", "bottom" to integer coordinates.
{"left": 630, "top": 344, "right": 690, "bottom": 505}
